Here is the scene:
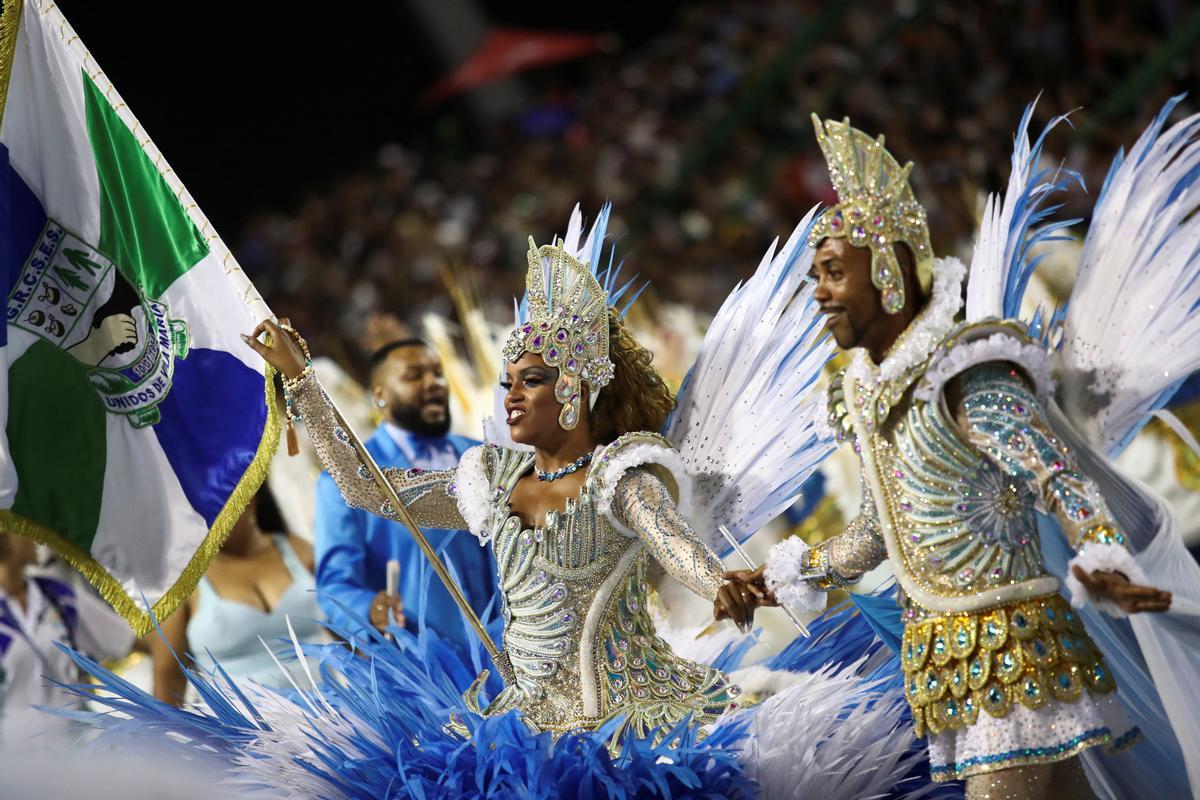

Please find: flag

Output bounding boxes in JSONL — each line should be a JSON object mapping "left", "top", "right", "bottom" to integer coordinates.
{"left": 0, "top": 0, "right": 277, "bottom": 634}
{"left": 422, "top": 28, "right": 602, "bottom": 104}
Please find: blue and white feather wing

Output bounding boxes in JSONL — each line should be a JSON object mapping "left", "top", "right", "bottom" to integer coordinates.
{"left": 966, "top": 99, "right": 1081, "bottom": 325}
{"left": 1058, "top": 95, "right": 1200, "bottom": 455}
{"left": 664, "top": 208, "right": 837, "bottom": 551}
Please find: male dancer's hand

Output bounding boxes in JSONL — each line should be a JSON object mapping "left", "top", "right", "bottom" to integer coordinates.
{"left": 1070, "top": 566, "right": 1172, "bottom": 614}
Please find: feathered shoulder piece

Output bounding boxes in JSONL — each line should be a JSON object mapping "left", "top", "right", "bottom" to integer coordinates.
{"left": 665, "top": 208, "right": 836, "bottom": 553}
{"left": 452, "top": 443, "right": 533, "bottom": 543}
{"left": 587, "top": 431, "right": 691, "bottom": 536}
{"left": 913, "top": 320, "right": 1055, "bottom": 405}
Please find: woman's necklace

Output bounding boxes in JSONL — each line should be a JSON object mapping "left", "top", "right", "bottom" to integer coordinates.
{"left": 536, "top": 451, "right": 593, "bottom": 482}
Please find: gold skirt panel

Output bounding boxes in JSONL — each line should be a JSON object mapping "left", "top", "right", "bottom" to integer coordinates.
{"left": 901, "top": 593, "right": 1117, "bottom": 738}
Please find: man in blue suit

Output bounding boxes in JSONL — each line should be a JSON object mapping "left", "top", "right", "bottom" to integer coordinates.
{"left": 314, "top": 339, "right": 497, "bottom": 648}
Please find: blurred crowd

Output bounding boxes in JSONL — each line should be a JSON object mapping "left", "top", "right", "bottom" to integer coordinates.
{"left": 233, "top": 0, "right": 1195, "bottom": 379}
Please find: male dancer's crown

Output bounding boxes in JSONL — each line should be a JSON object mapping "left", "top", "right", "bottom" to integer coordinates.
{"left": 810, "top": 115, "right": 934, "bottom": 314}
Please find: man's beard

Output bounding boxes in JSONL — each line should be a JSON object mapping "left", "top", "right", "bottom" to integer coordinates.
{"left": 390, "top": 401, "right": 451, "bottom": 437}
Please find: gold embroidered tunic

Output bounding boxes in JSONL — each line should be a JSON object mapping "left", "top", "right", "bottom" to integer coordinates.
{"left": 766, "top": 303, "right": 1140, "bottom": 781}
{"left": 288, "top": 372, "right": 741, "bottom": 739}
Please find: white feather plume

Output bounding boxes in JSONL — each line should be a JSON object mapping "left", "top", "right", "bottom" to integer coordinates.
{"left": 1058, "top": 96, "right": 1200, "bottom": 455}
{"left": 664, "top": 207, "right": 837, "bottom": 552}
{"left": 967, "top": 99, "right": 1079, "bottom": 324}
{"left": 723, "top": 659, "right": 927, "bottom": 800}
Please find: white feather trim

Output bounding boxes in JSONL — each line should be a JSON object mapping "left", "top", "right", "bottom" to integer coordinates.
{"left": 1064, "top": 542, "right": 1148, "bottom": 617}
{"left": 876, "top": 256, "right": 966, "bottom": 383}
{"left": 915, "top": 330, "right": 1055, "bottom": 403}
{"left": 764, "top": 537, "right": 825, "bottom": 614}
{"left": 593, "top": 438, "right": 692, "bottom": 538}
{"left": 723, "top": 659, "right": 923, "bottom": 799}
{"left": 451, "top": 445, "right": 493, "bottom": 543}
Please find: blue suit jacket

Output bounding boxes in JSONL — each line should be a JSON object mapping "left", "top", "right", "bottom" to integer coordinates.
{"left": 313, "top": 428, "right": 497, "bottom": 648}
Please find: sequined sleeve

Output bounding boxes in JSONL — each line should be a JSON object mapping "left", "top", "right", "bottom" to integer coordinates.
{"left": 610, "top": 468, "right": 724, "bottom": 601}
{"left": 287, "top": 370, "right": 468, "bottom": 529}
{"left": 958, "top": 364, "right": 1128, "bottom": 552}
{"left": 765, "top": 488, "right": 886, "bottom": 610}
{"left": 826, "top": 490, "right": 889, "bottom": 579}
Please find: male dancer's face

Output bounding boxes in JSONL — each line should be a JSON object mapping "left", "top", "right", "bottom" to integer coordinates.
{"left": 810, "top": 237, "right": 916, "bottom": 360}
{"left": 810, "top": 237, "right": 883, "bottom": 350}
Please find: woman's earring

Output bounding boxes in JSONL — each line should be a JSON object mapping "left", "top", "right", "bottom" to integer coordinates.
{"left": 376, "top": 399, "right": 387, "bottom": 408}
{"left": 555, "top": 376, "right": 580, "bottom": 430}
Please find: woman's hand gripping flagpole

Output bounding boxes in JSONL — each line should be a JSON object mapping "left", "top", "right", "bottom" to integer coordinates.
{"left": 243, "top": 318, "right": 517, "bottom": 686}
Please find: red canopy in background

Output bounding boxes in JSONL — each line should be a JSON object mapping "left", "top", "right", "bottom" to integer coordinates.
{"left": 422, "top": 28, "right": 603, "bottom": 104}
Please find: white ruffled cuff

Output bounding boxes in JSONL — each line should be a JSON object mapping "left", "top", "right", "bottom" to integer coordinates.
{"left": 451, "top": 445, "right": 492, "bottom": 544}
{"left": 1064, "top": 542, "right": 1147, "bottom": 618}
{"left": 764, "top": 537, "right": 825, "bottom": 614}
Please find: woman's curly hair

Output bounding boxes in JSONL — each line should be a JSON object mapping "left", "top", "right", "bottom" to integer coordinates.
{"left": 588, "top": 308, "right": 675, "bottom": 443}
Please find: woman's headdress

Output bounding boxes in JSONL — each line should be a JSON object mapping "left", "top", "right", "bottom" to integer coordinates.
{"left": 502, "top": 204, "right": 641, "bottom": 430}
{"left": 809, "top": 115, "right": 934, "bottom": 314}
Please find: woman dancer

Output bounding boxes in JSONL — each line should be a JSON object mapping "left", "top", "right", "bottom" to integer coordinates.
{"left": 243, "top": 232, "right": 757, "bottom": 740}
{"left": 68, "top": 207, "right": 928, "bottom": 798}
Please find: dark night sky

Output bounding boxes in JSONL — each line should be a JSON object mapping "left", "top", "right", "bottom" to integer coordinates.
{"left": 53, "top": 1, "right": 679, "bottom": 237}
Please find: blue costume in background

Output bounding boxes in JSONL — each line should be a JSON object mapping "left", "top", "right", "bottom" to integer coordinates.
{"left": 314, "top": 424, "right": 497, "bottom": 648}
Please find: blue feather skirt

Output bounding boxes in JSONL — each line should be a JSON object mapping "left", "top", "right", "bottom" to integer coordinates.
{"left": 56, "top": 591, "right": 962, "bottom": 799}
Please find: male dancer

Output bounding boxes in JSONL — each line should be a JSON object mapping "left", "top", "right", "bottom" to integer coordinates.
{"left": 733, "top": 115, "right": 1182, "bottom": 798}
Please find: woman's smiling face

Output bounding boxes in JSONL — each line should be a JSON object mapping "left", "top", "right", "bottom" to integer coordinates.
{"left": 502, "top": 352, "right": 565, "bottom": 447}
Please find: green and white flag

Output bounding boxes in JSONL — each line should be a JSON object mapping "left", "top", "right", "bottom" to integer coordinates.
{"left": 0, "top": 0, "right": 278, "bottom": 634}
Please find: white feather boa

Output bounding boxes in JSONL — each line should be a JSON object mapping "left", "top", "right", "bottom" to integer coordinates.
{"left": 451, "top": 445, "right": 494, "bottom": 543}
{"left": 876, "top": 256, "right": 966, "bottom": 384}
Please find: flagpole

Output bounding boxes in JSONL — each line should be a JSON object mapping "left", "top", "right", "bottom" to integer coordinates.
{"left": 718, "top": 524, "right": 810, "bottom": 637}
{"left": 325, "top": 399, "right": 516, "bottom": 686}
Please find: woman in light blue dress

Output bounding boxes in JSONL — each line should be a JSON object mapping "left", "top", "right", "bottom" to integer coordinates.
{"left": 149, "top": 487, "right": 325, "bottom": 705}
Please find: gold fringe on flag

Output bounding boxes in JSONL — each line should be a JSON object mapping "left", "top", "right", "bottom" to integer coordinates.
{"left": 0, "top": 366, "right": 282, "bottom": 637}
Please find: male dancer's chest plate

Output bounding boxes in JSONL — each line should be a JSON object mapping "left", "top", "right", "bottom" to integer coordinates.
{"left": 871, "top": 395, "right": 1047, "bottom": 598}
{"left": 842, "top": 362, "right": 1047, "bottom": 602}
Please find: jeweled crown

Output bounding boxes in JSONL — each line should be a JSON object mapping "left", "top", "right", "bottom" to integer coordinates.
{"left": 809, "top": 115, "right": 933, "bottom": 314}
{"left": 502, "top": 234, "right": 615, "bottom": 431}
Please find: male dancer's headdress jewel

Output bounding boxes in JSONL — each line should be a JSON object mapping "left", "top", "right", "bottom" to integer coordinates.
{"left": 809, "top": 115, "right": 934, "bottom": 314}
{"left": 502, "top": 205, "right": 640, "bottom": 431}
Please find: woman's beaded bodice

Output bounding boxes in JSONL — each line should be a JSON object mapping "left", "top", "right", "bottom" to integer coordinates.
{"left": 288, "top": 373, "right": 739, "bottom": 738}
{"left": 476, "top": 442, "right": 739, "bottom": 735}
